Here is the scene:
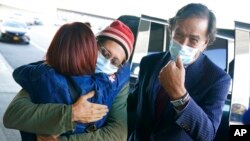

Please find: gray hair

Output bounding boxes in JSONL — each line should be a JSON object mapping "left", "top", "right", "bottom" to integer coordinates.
{"left": 169, "top": 3, "right": 217, "bottom": 45}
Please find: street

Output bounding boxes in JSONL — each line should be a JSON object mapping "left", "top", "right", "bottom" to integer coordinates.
{"left": 0, "top": 25, "right": 59, "bottom": 69}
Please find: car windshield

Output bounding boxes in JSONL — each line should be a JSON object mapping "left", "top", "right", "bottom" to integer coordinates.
{"left": 3, "top": 21, "right": 27, "bottom": 28}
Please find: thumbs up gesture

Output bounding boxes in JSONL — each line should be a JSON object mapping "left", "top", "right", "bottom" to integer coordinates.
{"left": 158, "top": 56, "right": 187, "bottom": 100}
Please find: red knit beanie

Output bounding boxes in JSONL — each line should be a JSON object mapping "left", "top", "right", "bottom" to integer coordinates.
{"left": 97, "top": 20, "right": 134, "bottom": 61}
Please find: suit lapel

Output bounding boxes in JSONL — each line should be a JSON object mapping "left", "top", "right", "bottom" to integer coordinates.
{"left": 148, "top": 52, "right": 171, "bottom": 121}
{"left": 185, "top": 54, "right": 205, "bottom": 95}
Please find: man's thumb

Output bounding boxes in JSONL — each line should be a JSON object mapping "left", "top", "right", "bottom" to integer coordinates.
{"left": 82, "top": 91, "right": 95, "bottom": 100}
{"left": 176, "top": 56, "right": 184, "bottom": 69}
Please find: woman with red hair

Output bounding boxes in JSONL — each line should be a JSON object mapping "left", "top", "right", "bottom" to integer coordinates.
{"left": 10, "top": 20, "right": 134, "bottom": 141}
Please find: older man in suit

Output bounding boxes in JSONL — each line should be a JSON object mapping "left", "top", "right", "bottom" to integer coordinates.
{"left": 129, "top": 3, "right": 231, "bottom": 141}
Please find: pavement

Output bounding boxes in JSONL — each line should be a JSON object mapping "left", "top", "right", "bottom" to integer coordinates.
{"left": 0, "top": 53, "right": 22, "bottom": 141}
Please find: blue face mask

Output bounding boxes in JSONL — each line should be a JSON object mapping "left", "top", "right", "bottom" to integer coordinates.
{"left": 95, "top": 51, "right": 118, "bottom": 75}
{"left": 169, "top": 39, "right": 199, "bottom": 65}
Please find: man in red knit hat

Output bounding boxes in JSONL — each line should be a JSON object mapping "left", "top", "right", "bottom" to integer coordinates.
{"left": 97, "top": 20, "right": 134, "bottom": 69}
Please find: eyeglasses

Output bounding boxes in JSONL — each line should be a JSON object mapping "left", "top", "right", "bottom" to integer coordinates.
{"left": 98, "top": 43, "right": 124, "bottom": 68}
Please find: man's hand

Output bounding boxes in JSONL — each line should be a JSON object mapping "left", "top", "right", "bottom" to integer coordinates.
{"left": 37, "top": 135, "right": 59, "bottom": 141}
{"left": 72, "top": 91, "right": 109, "bottom": 123}
{"left": 159, "top": 56, "right": 187, "bottom": 100}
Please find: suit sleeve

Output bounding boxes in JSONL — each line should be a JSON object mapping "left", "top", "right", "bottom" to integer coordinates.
{"left": 175, "top": 75, "right": 231, "bottom": 141}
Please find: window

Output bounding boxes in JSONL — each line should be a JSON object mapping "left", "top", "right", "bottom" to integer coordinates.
{"left": 229, "top": 21, "right": 250, "bottom": 124}
{"left": 130, "top": 15, "right": 168, "bottom": 77}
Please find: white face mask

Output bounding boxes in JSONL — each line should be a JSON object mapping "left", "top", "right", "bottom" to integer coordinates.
{"left": 95, "top": 51, "right": 118, "bottom": 75}
{"left": 169, "top": 39, "right": 199, "bottom": 65}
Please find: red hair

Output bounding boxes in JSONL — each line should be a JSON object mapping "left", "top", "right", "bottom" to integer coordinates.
{"left": 46, "top": 22, "right": 97, "bottom": 75}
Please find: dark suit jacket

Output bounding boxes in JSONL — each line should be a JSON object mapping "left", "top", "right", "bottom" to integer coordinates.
{"left": 129, "top": 52, "right": 231, "bottom": 141}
